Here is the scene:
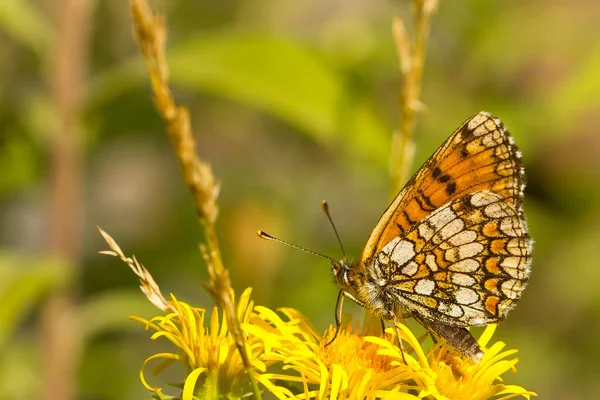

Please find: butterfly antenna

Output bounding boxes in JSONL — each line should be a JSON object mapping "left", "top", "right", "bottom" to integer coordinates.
{"left": 256, "top": 230, "right": 338, "bottom": 263}
{"left": 321, "top": 200, "right": 347, "bottom": 258}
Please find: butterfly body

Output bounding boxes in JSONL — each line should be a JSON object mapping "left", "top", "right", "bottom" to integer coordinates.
{"left": 331, "top": 112, "right": 532, "bottom": 362}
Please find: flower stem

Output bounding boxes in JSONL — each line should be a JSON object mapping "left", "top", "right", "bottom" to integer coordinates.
{"left": 129, "top": 1, "right": 261, "bottom": 398}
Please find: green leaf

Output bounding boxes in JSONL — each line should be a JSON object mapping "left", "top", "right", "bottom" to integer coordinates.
{"left": 0, "top": 134, "right": 38, "bottom": 195}
{"left": 79, "top": 290, "right": 162, "bottom": 341}
{"left": 86, "top": 58, "right": 148, "bottom": 112}
{"left": 0, "top": 0, "right": 54, "bottom": 56}
{"left": 88, "top": 33, "right": 390, "bottom": 164}
{"left": 168, "top": 33, "right": 389, "bottom": 164}
{"left": 0, "top": 251, "right": 65, "bottom": 346}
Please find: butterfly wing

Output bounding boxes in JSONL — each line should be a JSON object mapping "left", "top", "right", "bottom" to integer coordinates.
{"left": 373, "top": 190, "right": 531, "bottom": 327}
{"left": 359, "top": 112, "right": 526, "bottom": 267}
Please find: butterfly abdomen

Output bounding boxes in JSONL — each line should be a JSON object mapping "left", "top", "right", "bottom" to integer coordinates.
{"left": 415, "top": 315, "right": 484, "bottom": 363}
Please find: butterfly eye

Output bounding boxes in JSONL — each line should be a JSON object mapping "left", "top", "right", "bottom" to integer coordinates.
{"left": 335, "top": 270, "right": 348, "bottom": 289}
{"left": 333, "top": 262, "right": 351, "bottom": 288}
{"left": 341, "top": 270, "right": 349, "bottom": 286}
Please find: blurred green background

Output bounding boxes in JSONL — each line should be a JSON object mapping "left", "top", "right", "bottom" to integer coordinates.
{"left": 1, "top": 0, "right": 600, "bottom": 398}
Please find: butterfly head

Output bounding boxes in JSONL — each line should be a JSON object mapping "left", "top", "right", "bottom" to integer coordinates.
{"left": 331, "top": 257, "right": 355, "bottom": 291}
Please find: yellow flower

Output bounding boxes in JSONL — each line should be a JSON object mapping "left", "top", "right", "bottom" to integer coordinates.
{"left": 245, "top": 306, "right": 537, "bottom": 399}
{"left": 124, "top": 277, "right": 535, "bottom": 399}
{"left": 131, "top": 288, "right": 266, "bottom": 399}
{"left": 367, "top": 324, "right": 537, "bottom": 400}
{"left": 426, "top": 325, "right": 535, "bottom": 400}
{"left": 245, "top": 307, "right": 414, "bottom": 399}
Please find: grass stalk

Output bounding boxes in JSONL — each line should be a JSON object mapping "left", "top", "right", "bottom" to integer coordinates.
{"left": 129, "top": 1, "right": 261, "bottom": 397}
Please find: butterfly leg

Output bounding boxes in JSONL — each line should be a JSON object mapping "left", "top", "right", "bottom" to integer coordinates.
{"left": 326, "top": 290, "right": 372, "bottom": 347}
{"left": 390, "top": 313, "right": 408, "bottom": 364}
{"left": 324, "top": 290, "right": 346, "bottom": 347}
{"left": 429, "top": 332, "right": 439, "bottom": 345}
{"left": 378, "top": 310, "right": 410, "bottom": 363}
{"left": 378, "top": 316, "right": 405, "bottom": 336}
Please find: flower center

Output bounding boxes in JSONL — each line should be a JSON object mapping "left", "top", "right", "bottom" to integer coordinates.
{"left": 318, "top": 325, "right": 394, "bottom": 376}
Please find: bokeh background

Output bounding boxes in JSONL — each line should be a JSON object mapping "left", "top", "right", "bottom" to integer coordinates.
{"left": 1, "top": 0, "right": 600, "bottom": 398}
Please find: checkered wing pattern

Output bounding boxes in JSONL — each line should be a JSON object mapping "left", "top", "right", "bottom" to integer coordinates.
{"left": 328, "top": 111, "right": 532, "bottom": 361}
{"left": 371, "top": 190, "right": 531, "bottom": 327}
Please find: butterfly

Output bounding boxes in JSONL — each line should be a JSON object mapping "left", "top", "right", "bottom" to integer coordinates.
{"left": 259, "top": 111, "right": 532, "bottom": 363}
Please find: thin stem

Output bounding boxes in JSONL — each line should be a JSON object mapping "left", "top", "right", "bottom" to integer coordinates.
{"left": 390, "top": 0, "right": 438, "bottom": 195}
{"left": 129, "top": 1, "right": 261, "bottom": 398}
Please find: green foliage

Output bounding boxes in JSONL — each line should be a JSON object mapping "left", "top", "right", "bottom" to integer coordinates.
{"left": 548, "top": 43, "right": 600, "bottom": 132}
{"left": 79, "top": 291, "right": 160, "bottom": 341}
{"left": 0, "top": 135, "right": 38, "bottom": 195}
{"left": 0, "top": 0, "right": 54, "bottom": 56}
{"left": 0, "top": 252, "right": 65, "bottom": 347}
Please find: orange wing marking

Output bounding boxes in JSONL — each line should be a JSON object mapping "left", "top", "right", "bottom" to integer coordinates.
{"left": 359, "top": 112, "right": 525, "bottom": 267}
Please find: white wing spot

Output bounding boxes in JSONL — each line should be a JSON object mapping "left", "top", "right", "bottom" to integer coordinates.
{"left": 448, "top": 230, "right": 477, "bottom": 246}
{"left": 455, "top": 287, "right": 479, "bottom": 305}
{"left": 433, "top": 219, "right": 464, "bottom": 245}
{"left": 459, "top": 242, "right": 484, "bottom": 258}
{"left": 506, "top": 238, "right": 527, "bottom": 255}
{"left": 415, "top": 279, "right": 436, "bottom": 296}
{"left": 495, "top": 145, "right": 510, "bottom": 161}
{"left": 438, "top": 302, "right": 463, "bottom": 318}
{"left": 448, "top": 258, "right": 480, "bottom": 273}
{"left": 501, "top": 279, "right": 524, "bottom": 299}
{"left": 484, "top": 119, "right": 498, "bottom": 131}
{"left": 470, "top": 191, "right": 501, "bottom": 207}
{"left": 401, "top": 261, "right": 419, "bottom": 276}
{"left": 500, "top": 257, "right": 527, "bottom": 279}
{"left": 418, "top": 223, "right": 436, "bottom": 241}
{"left": 427, "top": 207, "right": 456, "bottom": 230}
{"left": 425, "top": 254, "right": 438, "bottom": 272}
{"left": 446, "top": 242, "right": 484, "bottom": 262}
{"left": 481, "top": 131, "right": 502, "bottom": 147}
{"left": 468, "top": 113, "right": 488, "bottom": 131}
{"left": 462, "top": 307, "right": 487, "bottom": 326}
{"left": 390, "top": 240, "right": 415, "bottom": 267}
{"left": 484, "top": 202, "right": 508, "bottom": 218}
{"left": 474, "top": 124, "right": 488, "bottom": 137}
{"left": 500, "top": 217, "right": 521, "bottom": 237}
{"left": 451, "top": 273, "right": 476, "bottom": 287}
